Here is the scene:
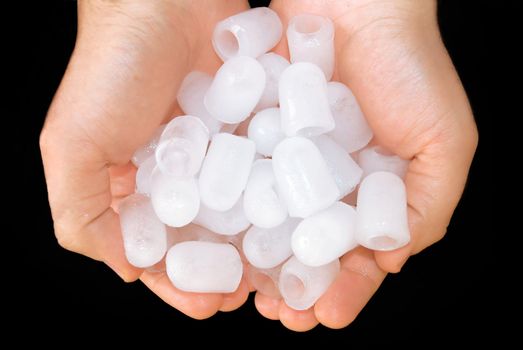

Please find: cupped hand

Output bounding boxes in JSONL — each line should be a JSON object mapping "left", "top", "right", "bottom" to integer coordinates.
{"left": 255, "top": 0, "right": 478, "bottom": 331}
{"left": 39, "top": 0, "right": 251, "bottom": 319}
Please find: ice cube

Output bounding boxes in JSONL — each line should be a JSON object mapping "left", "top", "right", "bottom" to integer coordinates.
{"left": 356, "top": 171, "right": 410, "bottom": 251}
{"left": 292, "top": 201, "right": 358, "bottom": 266}
{"left": 166, "top": 241, "right": 243, "bottom": 293}
{"left": 243, "top": 159, "right": 287, "bottom": 228}
{"left": 119, "top": 193, "right": 167, "bottom": 268}
{"left": 199, "top": 133, "right": 256, "bottom": 211}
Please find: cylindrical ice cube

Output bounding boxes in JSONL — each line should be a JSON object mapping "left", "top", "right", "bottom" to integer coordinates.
{"left": 199, "top": 133, "right": 256, "bottom": 211}
{"left": 204, "top": 56, "right": 266, "bottom": 124}
{"left": 150, "top": 168, "right": 200, "bottom": 227}
{"left": 166, "top": 241, "right": 243, "bottom": 293}
{"left": 279, "top": 256, "right": 339, "bottom": 311}
{"left": 212, "top": 7, "right": 282, "bottom": 61}
{"left": 255, "top": 53, "right": 290, "bottom": 112}
{"left": 135, "top": 155, "right": 156, "bottom": 195}
{"left": 243, "top": 218, "right": 300, "bottom": 269}
{"left": 358, "top": 145, "right": 409, "bottom": 179}
{"left": 176, "top": 223, "right": 229, "bottom": 244}
{"left": 193, "top": 196, "right": 251, "bottom": 236}
{"left": 243, "top": 159, "right": 287, "bottom": 228}
{"left": 247, "top": 108, "right": 285, "bottom": 157}
{"left": 155, "top": 116, "right": 209, "bottom": 177}
{"left": 314, "top": 135, "right": 363, "bottom": 198}
{"left": 119, "top": 193, "right": 167, "bottom": 268}
{"left": 327, "top": 82, "right": 373, "bottom": 153}
{"left": 286, "top": 14, "right": 335, "bottom": 80}
{"left": 177, "top": 71, "right": 224, "bottom": 135}
{"left": 248, "top": 264, "right": 282, "bottom": 299}
{"left": 272, "top": 137, "right": 339, "bottom": 218}
{"left": 132, "top": 124, "right": 166, "bottom": 167}
{"left": 292, "top": 202, "right": 357, "bottom": 267}
{"left": 279, "top": 62, "right": 334, "bottom": 137}
{"left": 356, "top": 171, "right": 410, "bottom": 250}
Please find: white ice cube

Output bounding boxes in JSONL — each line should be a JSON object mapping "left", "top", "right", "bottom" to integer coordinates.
{"left": 199, "top": 133, "right": 256, "bottom": 211}
{"left": 255, "top": 53, "right": 290, "bottom": 112}
{"left": 286, "top": 14, "right": 335, "bottom": 80}
{"left": 314, "top": 135, "right": 363, "bottom": 198}
{"left": 150, "top": 167, "right": 200, "bottom": 227}
{"left": 177, "top": 71, "right": 224, "bottom": 135}
{"left": 193, "top": 196, "right": 251, "bottom": 236}
{"left": 279, "top": 62, "right": 334, "bottom": 137}
{"left": 247, "top": 107, "right": 286, "bottom": 157}
{"left": 135, "top": 155, "right": 156, "bottom": 195}
{"left": 272, "top": 137, "right": 339, "bottom": 218}
{"left": 155, "top": 116, "right": 209, "bottom": 178}
{"left": 292, "top": 201, "right": 358, "bottom": 267}
{"left": 243, "top": 218, "right": 300, "bottom": 269}
{"left": 243, "top": 159, "right": 287, "bottom": 228}
{"left": 356, "top": 171, "right": 410, "bottom": 250}
{"left": 279, "top": 256, "right": 339, "bottom": 311}
{"left": 166, "top": 241, "right": 243, "bottom": 293}
{"left": 119, "top": 193, "right": 167, "bottom": 268}
{"left": 212, "top": 7, "right": 282, "bottom": 61}
{"left": 327, "top": 82, "right": 373, "bottom": 153}
{"left": 204, "top": 56, "right": 266, "bottom": 124}
{"left": 131, "top": 124, "right": 166, "bottom": 167}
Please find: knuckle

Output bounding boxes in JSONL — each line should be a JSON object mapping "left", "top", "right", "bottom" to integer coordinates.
{"left": 53, "top": 220, "right": 83, "bottom": 253}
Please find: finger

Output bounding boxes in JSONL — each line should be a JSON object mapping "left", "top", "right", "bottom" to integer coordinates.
{"left": 314, "top": 247, "right": 387, "bottom": 329}
{"left": 254, "top": 293, "right": 280, "bottom": 321}
{"left": 219, "top": 278, "right": 250, "bottom": 312}
{"left": 278, "top": 301, "right": 319, "bottom": 332}
{"left": 334, "top": 5, "right": 478, "bottom": 272}
{"left": 140, "top": 271, "right": 223, "bottom": 320}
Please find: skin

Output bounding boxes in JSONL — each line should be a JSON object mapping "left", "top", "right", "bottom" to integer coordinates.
{"left": 40, "top": 0, "right": 477, "bottom": 331}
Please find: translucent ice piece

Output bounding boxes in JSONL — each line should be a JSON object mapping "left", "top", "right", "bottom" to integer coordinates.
{"left": 255, "top": 53, "right": 290, "bottom": 112}
{"left": 279, "top": 62, "right": 334, "bottom": 137}
{"left": 243, "top": 159, "right": 287, "bottom": 228}
{"left": 287, "top": 14, "right": 335, "bottom": 80}
{"left": 248, "top": 264, "right": 282, "bottom": 299}
{"left": 119, "top": 193, "right": 167, "bottom": 268}
{"left": 212, "top": 7, "right": 282, "bottom": 61}
{"left": 166, "top": 241, "right": 243, "bottom": 293}
{"left": 150, "top": 168, "right": 200, "bottom": 227}
{"left": 193, "top": 196, "right": 251, "bottom": 236}
{"left": 177, "top": 71, "right": 224, "bottom": 135}
{"left": 292, "top": 202, "right": 357, "bottom": 267}
{"left": 279, "top": 256, "right": 339, "bottom": 310}
{"left": 204, "top": 56, "right": 266, "bottom": 124}
{"left": 314, "top": 135, "right": 363, "bottom": 198}
{"left": 327, "top": 82, "right": 373, "bottom": 153}
{"left": 199, "top": 133, "right": 256, "bottom": 211}
{"left": 176, "top": 223, "right": 229, "bottom": 244}
{"left": 243, "top": 218, "right": 300, "bottom": 269}
{"left": 247, "top": 108, "right": 285, "bottom": 157}
{"left": 155, "top": 116, "right": 209, "bottom": 178}
{"left": 358, "top": 145, "right": 409, "bottom": 179}
{"left": 131, "top": 124, "right": 166, "bottom": 167}
{"left": 135, "top": 155, "right": 156, "bottom": 195}
{"left": 272, "top": 137, "right": 339, "bottom": 218}
{"left": 356, "top": 171, "right": 410, "bottom": 251}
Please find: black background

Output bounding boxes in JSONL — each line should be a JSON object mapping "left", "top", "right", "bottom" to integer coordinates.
{"left": 10, "top": 0, "right": 495, "bottom": 343}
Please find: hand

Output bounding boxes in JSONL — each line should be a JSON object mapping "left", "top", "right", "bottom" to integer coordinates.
{"left": 39, "top": 0, "right": 251, "bottom": 319}
{"left": 255, "top": 0, "right": 478, "bottom": 331}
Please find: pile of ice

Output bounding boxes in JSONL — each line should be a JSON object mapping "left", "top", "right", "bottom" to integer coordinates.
{"left": 120, "top": 7, "right": 410, "bottom": 311}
